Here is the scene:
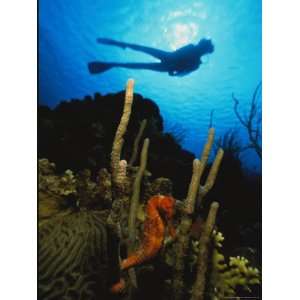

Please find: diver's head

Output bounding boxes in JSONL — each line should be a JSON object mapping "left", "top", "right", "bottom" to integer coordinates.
{"left": 197, "top": 38, "right": 214, "bottom": 55}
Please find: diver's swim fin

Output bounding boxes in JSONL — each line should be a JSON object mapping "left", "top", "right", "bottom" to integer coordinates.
{"left": 88, "top": 62, "right": 114, "bottom": 74}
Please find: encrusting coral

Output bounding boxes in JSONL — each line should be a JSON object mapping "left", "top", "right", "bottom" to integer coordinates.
{"left": 38, "top": 78, "right": 261, "bottom": 300}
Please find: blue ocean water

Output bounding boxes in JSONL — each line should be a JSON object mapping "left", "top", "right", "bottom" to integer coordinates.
{"left": 39, "top": 0, "right": 262, "bottom": 171}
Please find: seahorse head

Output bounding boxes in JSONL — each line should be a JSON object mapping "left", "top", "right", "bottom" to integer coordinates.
{"left": 157, "top": 195, "right": 175, "bottom": 220}
{"left": 156, "top": 195, "right": 176, "bottom": 238}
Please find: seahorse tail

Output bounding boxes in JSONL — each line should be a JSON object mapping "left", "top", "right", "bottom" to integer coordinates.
{"left": 121, "top": 242, "right": 161, "bottom": 270}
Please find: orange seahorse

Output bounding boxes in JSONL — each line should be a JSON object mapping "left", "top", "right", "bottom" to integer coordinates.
{"left": 121, "top": 195, "right": 176, "bottom": 271}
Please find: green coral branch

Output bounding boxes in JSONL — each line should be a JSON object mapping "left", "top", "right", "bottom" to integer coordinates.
{"left": 128, "top": 138, "right": 150, "bottom": 251}
{"left": 197, "top": 148, "right": 224, "bottom": 208}
{"left": 199, "top": 127, "right": 215, "bottom": 166}
{"left": 173, "top": 128, "right": 223, "bottom": 300}
{"left": 129, "top": 119, "right": 147, "bottom": 166}
{"left": 127, "top": 137, "right": 150, "bottom": 288}
{"left": 184, "top": 159, "right": 203, "bottom": 214}
{"left": 173, "top": 159, "right": 202, "bottom": 300}
{"left": 191, "top": 201, "right": 219, "bottom": 300}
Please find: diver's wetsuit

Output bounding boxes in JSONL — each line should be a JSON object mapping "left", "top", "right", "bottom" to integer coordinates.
{"left": 88, "top": 38, "right": 206, "bottom": 76}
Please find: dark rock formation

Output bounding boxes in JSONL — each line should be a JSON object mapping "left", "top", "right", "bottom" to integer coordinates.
{"left": 38, "top": 91, "right": 194, "bottom": 198}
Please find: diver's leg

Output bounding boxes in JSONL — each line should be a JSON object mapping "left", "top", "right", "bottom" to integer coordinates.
{"left": 89, "top": 60, "right": 169, "bottom": 74}
{"left": 97, "top": 38, "right": 170, "bottom": 60}
{"left": 121, "top": 43, "right": 171, "bottom": 61}
{"left": 114, "top": 62, "right": 169, "bottom": 72}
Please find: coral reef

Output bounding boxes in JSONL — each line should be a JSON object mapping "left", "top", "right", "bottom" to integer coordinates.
{"left": 38, "top": 89, "right": 194, "bottom": 199}
{"left": 38, "top": 79, "right": 261, "bottom": 300}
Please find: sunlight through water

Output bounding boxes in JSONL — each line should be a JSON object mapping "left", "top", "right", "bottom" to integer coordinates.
{"left": 39, "top": 0, "right": 261, "bottom": 171}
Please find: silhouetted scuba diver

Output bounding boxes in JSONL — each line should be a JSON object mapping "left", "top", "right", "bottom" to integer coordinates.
{"left": 88, "top": 38, "right": 214, "bottom": 77}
